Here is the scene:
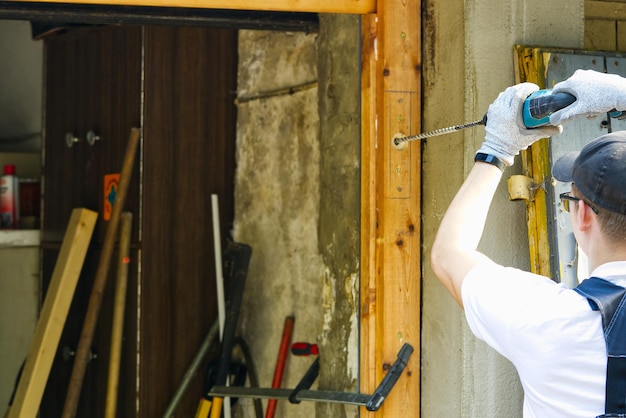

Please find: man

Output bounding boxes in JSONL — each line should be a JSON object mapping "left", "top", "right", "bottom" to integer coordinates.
{"left": 430, "top": 69, "right": 626, "bottom": 418}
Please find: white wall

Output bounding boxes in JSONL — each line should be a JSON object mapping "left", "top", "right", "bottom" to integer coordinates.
{"left": 0, "top": 20, "right": 42, "bottom": 412}
{"left": 0, "top": 20, "right": 42, "bottom": 142}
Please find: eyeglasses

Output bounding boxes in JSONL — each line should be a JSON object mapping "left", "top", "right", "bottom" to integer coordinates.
{"left": 559, "top": 192, "right": 599, "bottom": 214}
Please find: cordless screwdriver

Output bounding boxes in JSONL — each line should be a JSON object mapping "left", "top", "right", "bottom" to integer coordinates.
{"left": 522, "top": 90, "right": 576, "bottom": 128}
{"left": 394, "top": 89, "right": 625, "bottom": 147}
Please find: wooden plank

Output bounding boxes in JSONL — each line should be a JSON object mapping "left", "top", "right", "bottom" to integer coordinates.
{"left": 7, "top": 208, "right": 98, "bottom": 418}
{"left": 360, "top": 0, "right": 420, "bottom": 415}
{"left": 18, "top": 0, "right": 376, "bottom": 14}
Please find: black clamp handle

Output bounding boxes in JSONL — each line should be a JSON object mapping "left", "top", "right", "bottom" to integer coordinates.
{"left": 366, "top": 343, "right": 414, "bottom": 411}
{"left": 288, "top": 357, "right": 320, "bottom": 404}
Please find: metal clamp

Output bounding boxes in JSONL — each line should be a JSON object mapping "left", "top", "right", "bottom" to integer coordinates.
{"left": 209, "top": 343, "right": 413, "bottom": 411}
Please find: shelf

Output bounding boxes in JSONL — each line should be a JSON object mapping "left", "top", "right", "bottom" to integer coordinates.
{"left": 0, "top": 230, "right": 40, "bottom": 248}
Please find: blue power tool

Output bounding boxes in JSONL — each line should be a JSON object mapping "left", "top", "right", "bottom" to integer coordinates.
{"left": 393, "top": 89, "right": 625, "bottom": 148}
{"left": 522, "top": 90, "right": 576, "bottom": 128}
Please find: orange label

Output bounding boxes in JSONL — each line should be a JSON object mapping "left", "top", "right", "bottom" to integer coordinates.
{"left": 104, "top": 174, "right": 120, "bottom": 221}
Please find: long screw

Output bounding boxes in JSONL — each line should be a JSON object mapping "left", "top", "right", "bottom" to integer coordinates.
{"left": 393, "top": 115, "right": 487, "bottom": 146}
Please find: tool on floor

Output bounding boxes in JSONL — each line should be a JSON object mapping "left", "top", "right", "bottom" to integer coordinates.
{"left": 291, "top": 342, "right": 319, "bottom": 356}
{"left": 62, "top": 127, "right": 140, "bottom": 418}
{"left": 204, "top": 362, "right": 247, "bottom": 402}
{"left": 208, "top": 194, "right": 232, "bottom": 418}
{"left": 196, "top": 241, "right": 252, "bottom": 418}
{"left": 163, "top": 319, "right": 220, "bottom": 418}
{"left": 266, "top": 315, "right": 295, "bottom": 418}
{"left": 209, "top": 342, "right": 413, "bottom": 412}
{"left": 189, "top": 335, "right": 263, "bottom": 418}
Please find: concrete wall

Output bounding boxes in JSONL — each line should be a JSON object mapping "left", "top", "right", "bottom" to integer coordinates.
{"left": 234, "top": 28, "right": 322, "bottom": 418}
{"left": 315, "top": 14, "right": 361, "bottom": 418}
{"left": 421, "top": 0, "right": 584, "bottom": 416}
{"left": 233, "top": 15, "right": 360, "bottom": 418}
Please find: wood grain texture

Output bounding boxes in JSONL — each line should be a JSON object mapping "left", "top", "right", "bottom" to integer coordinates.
{"left": 140, "top": 26, "right": 237, "bottom": 417}
{"left": 8, "top": 208, "right": 97, "bottom": 418}
{"left": 364, "top": 0, "right": 421, "bottom": 415}
{"left": 41, "top": 25, "right": 237, "bottom": 417}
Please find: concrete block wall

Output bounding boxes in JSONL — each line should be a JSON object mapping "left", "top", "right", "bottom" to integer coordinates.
{"left": 421, "top": 0, "right": 584, "bottom": 416}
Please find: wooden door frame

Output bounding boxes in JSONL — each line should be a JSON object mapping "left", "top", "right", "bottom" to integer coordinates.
{"left": 8, "top": 1, "right": 422, "bottom": 416}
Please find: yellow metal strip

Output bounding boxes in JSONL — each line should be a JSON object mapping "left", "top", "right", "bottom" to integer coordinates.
{"left": 514, "top": 46, "right": 553, "bottom": 277}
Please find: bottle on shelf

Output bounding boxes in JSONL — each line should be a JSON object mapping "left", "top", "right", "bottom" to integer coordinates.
{"left": 0, "top": 164, "right": 20, "bottom": 229}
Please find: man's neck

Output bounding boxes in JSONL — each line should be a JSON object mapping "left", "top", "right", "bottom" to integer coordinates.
{"left": 586, "top": 239, "right": 626, "bottom": 273}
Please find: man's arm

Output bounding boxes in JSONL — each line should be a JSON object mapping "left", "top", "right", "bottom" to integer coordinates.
{"left": 429, "top": 83, "right": 561, "bottom": 307}
{"left": 430, "top": 162, "right": 502, "bottom": 306}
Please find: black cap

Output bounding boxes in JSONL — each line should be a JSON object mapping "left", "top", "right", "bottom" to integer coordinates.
{"left": 553, "top": 131, "right": 626, "bottom": 214}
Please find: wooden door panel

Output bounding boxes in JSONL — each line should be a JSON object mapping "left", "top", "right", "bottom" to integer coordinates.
{"left": 139, "top": 26, "right": 238, "bottom": 417}
{"left": 42, "top": 25, "right": 235, "bottom": 417}
{"left": 43, "top": 26, "right": 142, "bottom": 244}
{"left": 41, "top": 26, "right": 142, "bottom": 418}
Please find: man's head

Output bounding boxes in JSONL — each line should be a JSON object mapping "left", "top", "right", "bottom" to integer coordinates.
{"left": 553, "top": 131, "right": 626, "bottom": 241}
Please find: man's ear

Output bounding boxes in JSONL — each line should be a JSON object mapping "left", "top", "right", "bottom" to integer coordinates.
{"left": 577, "top": 200, "right": 595, "bottom": 231}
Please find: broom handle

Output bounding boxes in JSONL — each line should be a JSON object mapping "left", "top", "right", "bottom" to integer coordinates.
{"left": 104, "top": 212, "right": 133, "bottom": 418}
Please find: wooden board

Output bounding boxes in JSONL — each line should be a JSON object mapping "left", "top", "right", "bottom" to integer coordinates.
{"left": 7, "top": 208, "right": 97, "bottom": 418}
{"left": 359, "top": 12, "right": 378, "bottom": 405}
{"left": 361, "top": 0, "right": 421, "bottom": 415}
{"left": 17, "top": 0, "right": 376, "bottom": 14}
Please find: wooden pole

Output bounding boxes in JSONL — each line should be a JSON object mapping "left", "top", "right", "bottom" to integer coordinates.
{"left": 361, "top": 0, "right": 421, "bottom": 416}
{"left": 104, "top": 212, "right": 133, "bottom": 418}
{"left": 7, "top": 208, "right": 98, "bottom": 418}
{"left": 62, "top": 127, "right": 140, "bottom": 418}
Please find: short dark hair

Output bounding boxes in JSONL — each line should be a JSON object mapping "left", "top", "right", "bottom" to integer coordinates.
{"left": 573, "top": 184, "right": 626, "bottom": 243}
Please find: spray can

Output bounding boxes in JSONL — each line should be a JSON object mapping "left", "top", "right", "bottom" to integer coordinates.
{"left": 0, "top": 164, "right": 20, "bottom": 229}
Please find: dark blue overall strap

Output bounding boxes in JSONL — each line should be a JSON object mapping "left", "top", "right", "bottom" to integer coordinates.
{"left": 575, "top": 277, "right": 626, "bottom": 416}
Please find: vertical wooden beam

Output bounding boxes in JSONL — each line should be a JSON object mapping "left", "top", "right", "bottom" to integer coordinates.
{"left": 361, "top": 0, "right": 421, "bottom": 415}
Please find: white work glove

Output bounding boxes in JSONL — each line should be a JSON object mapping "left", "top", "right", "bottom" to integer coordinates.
{"left": 549, "top": 69, "right": 626, "bottom": 125}
{"left": 477, "top": 83, "right": 562, "bottom": 166}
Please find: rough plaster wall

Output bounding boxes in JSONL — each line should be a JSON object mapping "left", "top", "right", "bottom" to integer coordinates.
{"left": 315, "top": 14, "right": 361, "bottom": 418}
{"left": 421, "top": 0, "right": 584, "bottom": 416}
{"left": 234, "top": 17, "right": 360, "bottom": 417}
{"left": 234, "top": 29, "right": 321, "bottom": 418}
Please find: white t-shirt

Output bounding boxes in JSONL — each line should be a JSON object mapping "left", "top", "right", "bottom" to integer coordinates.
{"left": 462, "top": 261, "right": 626, "bottom": 418}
